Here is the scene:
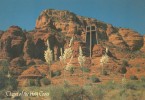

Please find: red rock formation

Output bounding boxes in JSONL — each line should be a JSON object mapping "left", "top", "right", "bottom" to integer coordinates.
{"left": 118, "top": 28, "right": 143, "bottom": 50}
{"left": 10, "top": 57, "right": 26, "bottom": 67}
{"left": 141, "top": 35, "right": 145, "bottom": 52}
{"left": 23, "top": 39, "right": 35, "bottom": 59}
{"left": 92, "top": 44, "right": 105, "bottom": 57}
{"left": 106, "top": 24, "right": 117, "bottom": 36}
{"left": 108, "top": 34, "right": 128, "bottom": 49}
{"left": 0, "top": 9, "right": 144, "bottom": 69}
{"left": 18, "top": 65, "right": 49, "bottom": 80}
{"left": 36, "top": 9, "right": 143, "bottom": 51}
{"left": 0, "top": 26, "right": 26, "bottom": 59}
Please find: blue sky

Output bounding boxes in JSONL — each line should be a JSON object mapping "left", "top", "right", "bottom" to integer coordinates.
{"left": 0, "top": 0, "right": 145, "bottom": 34}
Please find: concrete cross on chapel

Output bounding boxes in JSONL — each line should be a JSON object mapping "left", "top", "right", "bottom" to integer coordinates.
{"left": 85, "top": 25, "right": 98, "bottom": 58}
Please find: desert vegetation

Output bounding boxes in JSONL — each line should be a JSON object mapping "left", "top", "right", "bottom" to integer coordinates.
{"left": 5, "top": 80, "right": 145, "bottom": 100}
{"left": 0, "top": 66, "right": 18, "bottom": 99}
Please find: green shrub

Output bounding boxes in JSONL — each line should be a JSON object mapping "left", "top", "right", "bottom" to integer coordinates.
{"left": 49, "top": 86, "right": 64, "bottom": 100}
{"left": 137, "top": 68, "right": 140, "bottom": 72}
{"left": 63, "top": 80, "right": 70, "bottom": 88}
{"left": 35, "top": 78, "right": 41, "bottom": 86}
{"left": 63, "top": 89, "right": 91, "bottom": 100}
{"left": 48, "top": 85, "right": 92, "bottom": 100}
{"left": 0, "top": 59, "right": 10, "bottom": 67}
{"left": 102, "top": 70, "right": 108, "bottom": 76}
{"left": 52, "top": 70, "right": 61, "bottom": 77}
{"left": 126, "top": 82, "right": 137, "bottom": 90}
{"left": 105, "top": 81, "right": 117, "bottom": 89}
{"left": 8, "top": 77, "right": 18, "bottom": 90}
{"left": 130, "top": 75, "right": 138, "bottom": 80}
{"left": 122, "top": 59, "right": 128, "bottom": 67}
{"left": 95, "top": 89, "right": 105, "bottom": 100}
{"left": 41, "top": 78, "right": 51, "bottom": 85}
{"left": 69, "top": 67, "right": 74, "bottom": 74}
{"left": 41, "top": 73, "right": 46, "bottom": 77}
{"left": 120, "top": 67, "right": 127, "bottom": 74}
{"left": 0, "top": 72, "right": 6, "bottom": 90}
{"left": 80, "top": 67, "right": 90, "bottom": 73}
{"left": 0, "top": 71, "right": 18, "bottom": 90}
{"left": 90, "top": 75, "right": 100, "bottom": 83}
{"left": 140, "top": 76, "right": 145, "bottom": 82}
{"left": 0, "top": 59, "right": 10, "bottom": 74}
{"left": 0, "top": 90, "right": 6, "bottom": 99}
{"left": 28, "top": 79, "right": 35, "bottom": 86}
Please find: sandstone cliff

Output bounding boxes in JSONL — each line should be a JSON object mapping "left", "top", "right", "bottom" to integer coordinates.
{"left": 36, "top": 9, "right": 143, "bottom": 51}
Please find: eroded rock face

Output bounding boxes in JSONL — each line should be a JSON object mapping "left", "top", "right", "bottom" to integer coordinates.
{"left": 108, "top": 28, "right": 143, "bottom": 51}
{"left": 92, "top": 44, "right": 105, "bottom": 57}
{"left": 10, "top": 57, "right": 26, "bottom": 67}
{"left": 23, "top": 39, "right": 35, "bottom": 59}
{"left": 26, "top": 30, "right": 66, "bottom": 61}
{"left": 108, "top": 34, "right": 129, "bottom": 49}
{"left": 118, "top": 28, "right": 143, "bottom": 51}
{"left": 0, "top": 26, "right": 26, "bottom": 59}
{"left": 36, "top": 9, "right": 143, "bottom": 52}
{"left": 106, "top": 24, "right": 117, "bottom": 36}
{"left": 141, "top": 35, "right": 145, "bottom": 52}
{"left": 36, "top": 9, "right": 80, "bottom": 34}
{"left": 36, "top": 9, "right": 110, "bottom": 41}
